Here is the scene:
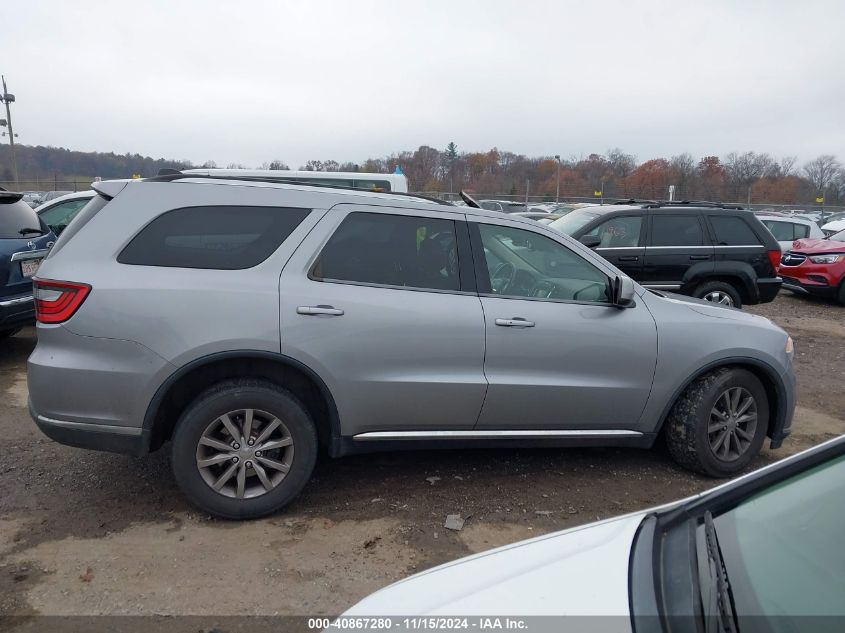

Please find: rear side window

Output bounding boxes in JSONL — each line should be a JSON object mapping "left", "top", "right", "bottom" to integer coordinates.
{"left": 0, "top": 198, "right": 46, "bottom": 239}
{"left": 650, "top": 215, "right": 704, "bottom": 246}
{"left": 311, "top": 212, "right": 460, "bottom": 291}
{"left": 118, "top": 206, "right": 310, "bottom": 269}
{"left": 709, "top": 215, "right": 762, "bottom": 246}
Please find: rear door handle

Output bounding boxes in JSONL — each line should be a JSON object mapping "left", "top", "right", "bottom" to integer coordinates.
{"left": 495, "top": 317, "right": 535, "bottom": 328}
{"left": 297, "top": 305, "right": 344, "bottom": 316}
{"left": 617, "top": 256, "right": 639, "bottom": 262}
{"left": 689, "top": 255, "right": 711, "bottom": 261}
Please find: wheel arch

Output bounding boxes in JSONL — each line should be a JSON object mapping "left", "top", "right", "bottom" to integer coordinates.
{"left": 653, "top": 356, "right": 788, "bottom": 446}
{"left": 683, "top": 264, "right": 757, "bottom": 303}
{"left": 142, "top": 351, "right": 342, "bottom": 456}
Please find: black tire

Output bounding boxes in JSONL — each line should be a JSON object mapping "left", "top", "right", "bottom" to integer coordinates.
{"left": 838, "top": 281, "right": 845, "bottom": 307}
{"left": 693, "top": 281, "right": 742, "bottom": 308}
{"left": 0, "top": 327, "right": 22, "bottom": 339}
{"left": 665, "top": 368, "right": 768, "bottom": 477}
{"left": 171, "top": 379, "right": 318, "bottom": 520}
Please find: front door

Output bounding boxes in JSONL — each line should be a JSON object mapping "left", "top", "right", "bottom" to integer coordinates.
{"left": 279, "top": 204, "right": 487, "bottom": 437}
{"left": 585, "top": 213, "right": 646, "bottom": 280}
{"left": 470, "top": 220, "right": 658, "bottom": 431}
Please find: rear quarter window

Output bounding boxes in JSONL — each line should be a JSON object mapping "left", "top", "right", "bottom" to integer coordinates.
{"left": 118, "top": 206, "right": 311, "bottom": 269}
{"left": 709, "top": 215, "right": 763, "bottom": 246}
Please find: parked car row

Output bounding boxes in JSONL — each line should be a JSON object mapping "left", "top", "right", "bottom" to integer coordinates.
{"left": 25, "top": 172, "right": 795, "bottom": 520}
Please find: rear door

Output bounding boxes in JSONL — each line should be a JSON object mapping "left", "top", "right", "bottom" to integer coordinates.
{"left": 641, "top": 212, "right": 713, "bottom": 289}
{"left": 706, "top": 213, "right": 770, "bottom": 279}
{"left": 585, "top": 213, "right": 646, "bottom": 279}
{"left": 279, "top": 204, "right": 487, "bottom": 437}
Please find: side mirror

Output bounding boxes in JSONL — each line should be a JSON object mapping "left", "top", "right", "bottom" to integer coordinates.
{"left": 612, "top": 275, "right": 636, "bottom": 308}
{"left": 579, "top": 234, "right": 601, "bottom": 249}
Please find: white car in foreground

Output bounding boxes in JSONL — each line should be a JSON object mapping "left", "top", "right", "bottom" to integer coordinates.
{"left": 344, "top": 436, "right": 845, "bottom": 630}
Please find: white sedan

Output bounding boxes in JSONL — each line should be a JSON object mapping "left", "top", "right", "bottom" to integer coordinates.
{"left": 757, "top": 215, "right": 825, "bottom": 251}
{"left": 344, "top": 436, "right": 845, "bottom": 629}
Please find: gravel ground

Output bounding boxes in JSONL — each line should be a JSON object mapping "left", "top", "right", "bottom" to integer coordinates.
{"left": 1, "top": 292, "right": 843, "bottom": 623}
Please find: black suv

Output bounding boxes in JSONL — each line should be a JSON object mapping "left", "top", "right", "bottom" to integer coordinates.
{"left": 549, "top": 202, "right": 782, "bottom": 308}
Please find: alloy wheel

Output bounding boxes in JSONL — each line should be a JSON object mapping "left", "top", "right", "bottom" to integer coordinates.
{"left": 708, "top": 387, "right": 757, "bottom": 462}
{"left": 195, "top": 409, "right": 294, "bottom": 499}
{"left": 703, "top": 291, "right": 735, "bottom": 306}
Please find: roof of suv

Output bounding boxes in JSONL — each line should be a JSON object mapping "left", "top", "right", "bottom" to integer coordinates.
{"left": 92, "top": 176, "right": 553, "bottom": 226}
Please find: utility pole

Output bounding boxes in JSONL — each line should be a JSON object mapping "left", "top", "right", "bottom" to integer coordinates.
{"left": 1, "top": 75, "right": 19, "bottom": 185}
{"left": 554, "top": 154, "right": 561, "bottom": 203}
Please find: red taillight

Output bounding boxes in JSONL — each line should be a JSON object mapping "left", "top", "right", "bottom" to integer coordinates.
{"left": 33, "top": 279, "right": 91, "bottom": 324}
{"left": 767, "top": 249, "right": 782, "bottom": 272}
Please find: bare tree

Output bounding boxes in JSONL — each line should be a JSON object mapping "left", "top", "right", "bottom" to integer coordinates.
{"left": 803, "top": 155, "right": 841, "bottom": 194}
{"left": 669, "top": 153, "right": 696, "bottom": 198}
{"left": 605, "top": 148, "right": 636, "bottom": 178}
{"left": 724, "top": 151, "right": 772, "bottom": 203}
{"left": 779, "top": 156, "right": 798, "bottom": 177}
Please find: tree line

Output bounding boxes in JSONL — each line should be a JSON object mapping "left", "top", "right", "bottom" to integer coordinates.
{"left": 1, "top": 142, "right": 842, "bottom": 206}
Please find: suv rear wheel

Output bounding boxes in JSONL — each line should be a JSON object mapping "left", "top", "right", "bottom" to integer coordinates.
{"left": 171, "top": 379, "right": 318, "bottom": 519}
{"left": 665, "top": 367, "right": 768, "bottom": 477}
{"left": 693, "top": 280, "right": 742, "bottom": 308}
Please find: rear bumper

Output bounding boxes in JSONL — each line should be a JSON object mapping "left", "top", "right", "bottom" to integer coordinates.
{"left": 30, "top": 399, "right": 148, "bottom": 456}
{"left": 755, "top": 277, "right": 782, "bottom": 304}
{"left": 0, "top": 292, "right": 35, "bottom": 329}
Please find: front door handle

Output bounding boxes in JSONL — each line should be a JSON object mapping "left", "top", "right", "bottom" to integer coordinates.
{"left": 495, "top": 317, "right": 535, "bottom": 328}
{"left": 297, "top": 305, "right": 344, "bottom": 316}
{"left": 617, "top": 256, "right": 639, "bottom": 262}
{"left": 689, "top": 255, "right": 711, "bottom": 261}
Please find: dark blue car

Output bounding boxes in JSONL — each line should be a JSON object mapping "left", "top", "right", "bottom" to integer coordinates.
{"left": 0, "top": 189, "right": 56, "bottom": 338}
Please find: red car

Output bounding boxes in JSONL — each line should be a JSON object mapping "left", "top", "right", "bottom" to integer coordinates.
{"left": 779, "top": 229, "right": 845, "bottom": 305}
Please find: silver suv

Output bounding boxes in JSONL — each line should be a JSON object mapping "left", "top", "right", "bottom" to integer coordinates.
{"left": 28, "top": 174, "right": 796, "bottom": 519}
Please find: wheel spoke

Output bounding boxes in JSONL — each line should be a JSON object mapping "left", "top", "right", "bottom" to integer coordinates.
{"left": 708, "top": 421, "right": 726, "bottom": 434}
{"left": 736, "top": 411, "right": 757, "bottom": 424}
{"left": 730, "top": 388, "right": 742, "bottom": 414}
{"left": 257, "top": 437, "right": 293, "bottom": 452}
{"left": 235, "top": 464, "right": 246, "bottom": 498}
{"left": 200, "top": 436, "right": 235, "bottom": 452}
{"left": 735, "top": 426, "right": 753, "bottom": 441}
{"left": 197, "top": 453, "right": 234, "bottom": 468}
{"left": 242, "top": 409, "right": 254, "bottom": 440}
{"left": 719, "top": 295, "right": 731, "bottom": 305}
{"left": 712, "top": 430, "right": 729, "bottom": 453}
{"left": 253, "top": 461, "right": 273, "bottom": 491}
{"left": 256, "top": 455, "right": 290, "bottom": 473}
{"left": 735, "top": 396, "right": 754, "bottom": 417}
{"left": 254, "top": 418, "right": 282, "bottom": 446}
{"left": 219, "top": 413, "right": 241, "bottom": 443}
{"left": 213, "top": 462, "right": 239, "bottom": 491}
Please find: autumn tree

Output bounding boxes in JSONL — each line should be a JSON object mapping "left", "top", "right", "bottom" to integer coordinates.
{"left": 624, "top": 159, "right": 670, "bottom": 199}
{"left": 697, "top": 156, "right": 726, "bottom": 200}
{"left": 724, "top": 151, "right": 773, "bottom": 203}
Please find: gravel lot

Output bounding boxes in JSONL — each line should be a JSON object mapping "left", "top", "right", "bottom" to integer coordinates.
{"left": 1, "top": 292, "right": 843, "bottom": 622}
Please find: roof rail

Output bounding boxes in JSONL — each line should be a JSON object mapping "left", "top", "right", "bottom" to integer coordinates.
{"left": 643, "top": 200, "right": 745, "bottom": 210}
{"left": 610, "top": 198, "right": 659, "bottom": 205}
{"left": 146, "top": 170, "right": 453, "bottom": 206}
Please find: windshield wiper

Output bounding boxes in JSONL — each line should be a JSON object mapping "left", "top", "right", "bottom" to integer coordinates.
{"left": 703, "top": 511, "right": 737, "bottom": 633}
{"left": 18, "top": 227, "right": 43, "bottom": 236}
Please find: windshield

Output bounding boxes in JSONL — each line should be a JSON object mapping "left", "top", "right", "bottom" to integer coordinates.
{"left": 710, "top": 455, "right": 845, "bottom": 623}
{"left": 0, "top": 198, "right": 48, "bottom": 239}
{"left": 548, "top": 210, "right": 600, "bottom": 235}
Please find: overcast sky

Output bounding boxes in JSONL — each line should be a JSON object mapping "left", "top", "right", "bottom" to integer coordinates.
{"left": 4, "top": 0, "right": 844, "bottom": 168}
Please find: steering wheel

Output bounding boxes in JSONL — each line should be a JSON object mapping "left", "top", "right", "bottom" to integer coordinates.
{"left": 490, "top": 262, "right": 517, "bottom": 294}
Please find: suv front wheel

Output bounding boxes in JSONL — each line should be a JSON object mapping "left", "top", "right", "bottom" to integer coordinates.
{"left": 171, "top": 379, "right": 318, "bottom": 519}
{"left": 693, "top": 280, "right": 742, "bottom": 308}
{"left": 665, "top": 367, "right": 768, "bottom": 477}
